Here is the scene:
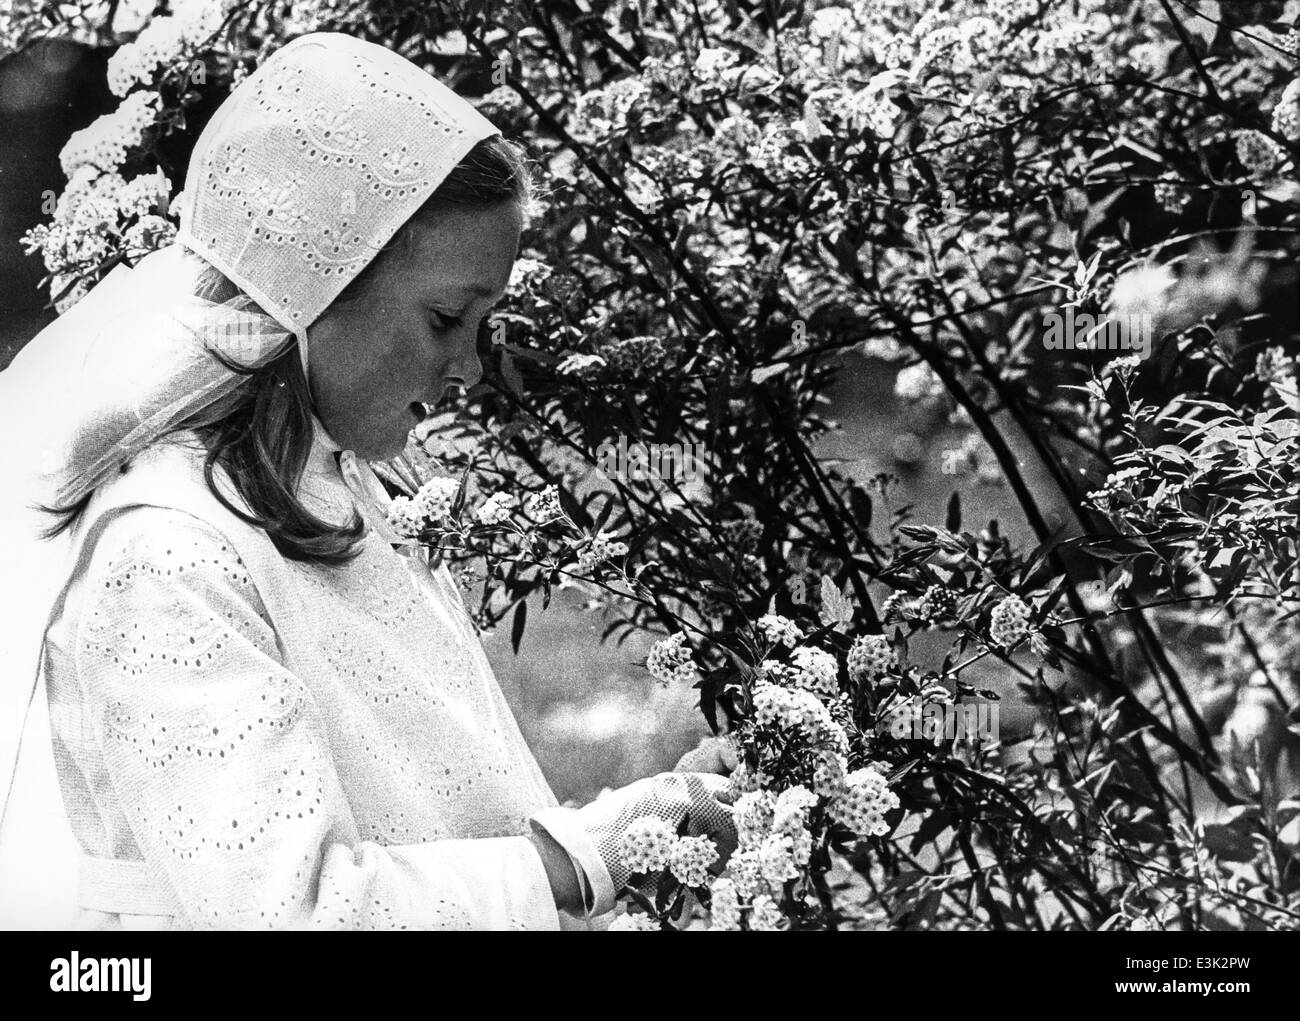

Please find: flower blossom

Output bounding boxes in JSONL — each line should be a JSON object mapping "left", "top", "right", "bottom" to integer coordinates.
{"left": 608, "top": 912, "right": 659, "bottom": 931}
{"left": 830, "top": 765, "right": 899, "bottom": 838}
{"left": 762, "top": 646, "right": 839, "bottom": 697}
{"left": 620, "top": 815, "right": 676, "bottom": 874}
{"left": 577, "top": 530, "right": 628, "bottom": 572}
{"left": 756, "top": 614, "right": 802, "bottom": 648}
{"left": 667, "top": 835, "right": 718, "bottom": 887}
{"left": 645, "top": 632, "right": 699, "bottom": 686}
{"left": 524, "top": 485, "right": 563, "bottom": 523}
{"left": 474, "top": 491, "right": 515, "bottom": 526}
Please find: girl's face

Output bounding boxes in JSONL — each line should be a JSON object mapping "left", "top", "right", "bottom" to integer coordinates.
{"left": 306, "top": 200, "right": 522, "bottom": 460}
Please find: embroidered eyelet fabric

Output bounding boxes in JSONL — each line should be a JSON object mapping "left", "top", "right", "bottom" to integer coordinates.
{"left": 38, "top": 427, "right": 606, "bottom": 930}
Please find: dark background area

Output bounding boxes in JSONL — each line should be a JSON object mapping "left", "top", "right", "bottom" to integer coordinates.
{"left": 0, "top": 40, "right": 115, "bottom": 368}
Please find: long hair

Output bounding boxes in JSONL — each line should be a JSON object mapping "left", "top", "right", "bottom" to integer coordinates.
{"left": 42, "top": 134, "right": 536, "bottom": 565}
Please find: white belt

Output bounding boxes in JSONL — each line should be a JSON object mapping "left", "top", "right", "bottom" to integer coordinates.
{"left": 79, "top": 855, "right": 181, "bottom": 918}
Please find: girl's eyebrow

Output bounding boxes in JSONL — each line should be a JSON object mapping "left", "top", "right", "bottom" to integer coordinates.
{"left": 444, "top": 280, "right": 498, "bottom": 298}
{"left": 434, "top": 281, "right": 502, "bottom": 308}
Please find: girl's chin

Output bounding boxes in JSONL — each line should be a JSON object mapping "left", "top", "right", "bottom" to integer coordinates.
{"left": 345, "top": 422, "right": 410, "bottom": 462}
{"left": 371, "top": 427, "right": 412, "bottom": 462}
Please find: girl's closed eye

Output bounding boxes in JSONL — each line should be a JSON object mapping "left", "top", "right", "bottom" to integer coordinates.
{"left": 430, "top": 309, "right": 465, "bottom": 331}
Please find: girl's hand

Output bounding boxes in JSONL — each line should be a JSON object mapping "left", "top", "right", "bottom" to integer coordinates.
{"left": 672, "top": 735, "right": 739, "bottom": 776}
{"left": 574, "top": 772, "right": 738, "bottom": 893}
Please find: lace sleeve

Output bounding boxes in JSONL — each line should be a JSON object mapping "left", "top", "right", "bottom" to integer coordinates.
{"left": 71, "top": 506, "right": 560, "bottom": 930}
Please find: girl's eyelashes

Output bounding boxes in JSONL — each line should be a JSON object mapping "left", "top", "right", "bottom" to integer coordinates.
{"left": 429, "top": 309, "right": 465, "bottom": 331}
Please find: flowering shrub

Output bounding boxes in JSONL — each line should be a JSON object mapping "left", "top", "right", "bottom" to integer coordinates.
{"left": 14, "top": 0, "right": 1300, "bottom": 929}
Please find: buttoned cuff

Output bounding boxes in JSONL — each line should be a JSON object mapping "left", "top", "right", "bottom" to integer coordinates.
{"left": 528, "top": 805, "right": 616, "bottom": 918}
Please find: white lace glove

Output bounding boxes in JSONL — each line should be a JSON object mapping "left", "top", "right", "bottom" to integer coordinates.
{"left": 672, "top": 734, "right": 740, "bottom": 775}
{"left": 572, "top": 771, "right": 738, "bottom": 895}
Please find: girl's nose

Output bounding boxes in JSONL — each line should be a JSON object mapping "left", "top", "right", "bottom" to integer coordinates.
{"left": 448, "top": 345, "right": 484, "bottom": 389}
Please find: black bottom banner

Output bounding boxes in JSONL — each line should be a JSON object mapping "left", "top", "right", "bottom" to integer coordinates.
{"left": 0, "top": 931, "right": 1287, "bottom": 1008}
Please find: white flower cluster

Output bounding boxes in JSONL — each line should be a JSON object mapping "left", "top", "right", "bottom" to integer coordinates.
{"left": 1272, "top": 79, "right": 1299, "bottom": 142}
{"left": 757, "top": 832, "right": 803, "bottom": 887}
{"left": 707, "top": 784, "right": 819, "bottom": 930}
{"left": 1087, "top": 465, "right": 1146, "bottom": 508}
{"left": 667, "top": 835, "right": 719, "bottom": 887}
{"left": 1153, "top": 173, "right": 1187, "bottom": 213}
{"left": 811, "top": 750, "right": 849, "bottom": 800}
{"left": 880, "top": 591, "right": 910, "bottom": 623}
{"left": 569, "top": 76, "right": 649, "bottom": 143}
{"left": 847, "top": 634, "right": 896, "bottom": 684}
{"left": 828, "top": 765, "right": 899, "bottom": 838}
{"left": 385, "top": 496, "right": 423, "bottom": 539}
{"left": 808, "top": 5, "right": 856, "bottom": 42}
{"left": 106, "top": 2, "right": 228, "bottom": 97}
{"left": 608, "top": 912, "right": 659, "bottom": 931}
{"left": 477, "top": 85, "right": 525, "bottom": 116}
{"left": 25, "top": 166, "right": 168, "bottom": 269}
{"left": 619, "top": 815, "right": 677, "bottom": 873}
{"left": 22, "top": 165, "right": 174, "bottom": 310}
{"left": 523, "top": 485, "right": 563, "bottom": 523}
{"left": 1104, "top": 353, "right": 1143, "bottom": 380}
{"left": 989, "top": 595, "right": 1032, "bottom": 647}
{"left": 755, "top": 613, "right": 802, "bottom": 648}
{"left": 107, "top": 17, "right": 184, "bottom": 96}
{"left": 751, "top": 682, "right": 848, "bottom": 755}
{"left": 733, "top": 788, "right": 774, "bottom": 849}
{"left": 749, "top": 122, "right": 814, "bottom": 181}
{"left": 577, "top": 530, "right": 628, "bottom": 572}
{"left": 624, "top": 167, "right": 663, "bottom": 213}
{"left": 122, "top": 214, "right": 177, "bottom": 256}
{"left": 748, "top": 894, "right": 784, "bottom": 930}
{"left": 385, "top": 477, "right": 461, "bottom": 538}
{"left": 414, "top": 476, "right": 460, "bottom": 522}
{"left": 1235, "top": 130, "right": 1285, "bottom": 177}
{"left": 727, "top": 759, "right": 767, "bottom": 795}
{"left": 822, "top": 71, "right": 906, "bottom": 140}
{"left": 114, "top": 167, "right": 172, "bottom": 217}
{"left": 893, "top": 361, "right": 945, "bottom": 403}
{"left": 645, "top": 632, "right": 699, "bottom": 686}
{"left": 619, "top": 817, "right": 718, "bottom": 888}
{"left": 692, "top": 46, "right": 738, "bottom": 84}
{"left": 1255, "top": 347, "right": 1298, "bottom": 389}
{"left": 59, "top": 90, "right": 160, "bottom": 176}
{"left": 506, "top": 255, "right": 551, "bottom": 296}
{"left": 917, "top": 584, "right": 956, "bottom": 623}
{"left": 599, "top": 335, "right": 667, "bottom": 376}
{"left": 556, "top": 353, "right": 607, "bottom": 379}
{"left": 708, "top": 878, "right": 743, "bottom": 930}
{"left": 762, "top": 646, "right": 838, "bottom": 696}
{"left": 474, "top": 491, "right": 516, "bottom": 526}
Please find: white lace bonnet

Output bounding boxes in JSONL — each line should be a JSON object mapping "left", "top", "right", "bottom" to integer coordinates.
{"left": 176, "top": 31, "right": 500, "bottom": 351}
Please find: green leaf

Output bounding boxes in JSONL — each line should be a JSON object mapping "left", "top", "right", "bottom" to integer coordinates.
{"left": 499, "top": 348, "right": 525, "bottom": 396}
{"left": 591, "top": 494, "right": 615, "bottom": 534}
{"left": 818, "top": 575, "right": 854, "bottom": 630}
{"left": 751, "top": 362, "right": 789, "bottom": 384}
{"left": 556, "top": 483, "right": 590, "bottom": 529}
{"left": 945, "top": 491, "right": 962, "bottom": 532}
{"left": 510, "top": 599, "right": 528, "bottom": 655}
{"left": 849, "top": 485, "right": 873, "bottom": 530}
